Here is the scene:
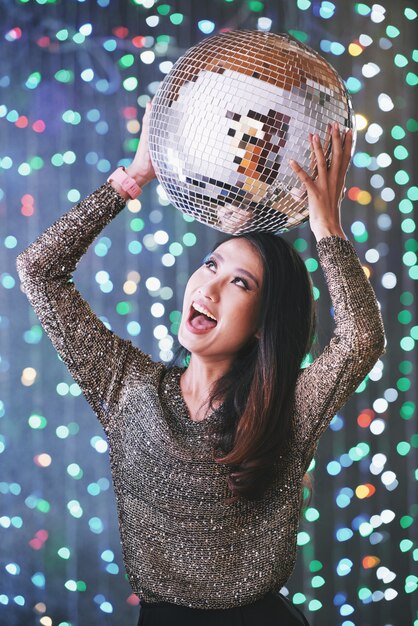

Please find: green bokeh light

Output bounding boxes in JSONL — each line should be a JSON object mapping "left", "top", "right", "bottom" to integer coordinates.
{"left": 170, "top": 13, "right": 184, "bottom": 24}
{"left": 157, "top": 4, "right": 171, "bottom": 15}
{"left": 248, "top": 0, "right": 264, "bottom": 11}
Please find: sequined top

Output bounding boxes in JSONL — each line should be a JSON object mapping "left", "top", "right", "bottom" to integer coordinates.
{"left": 16, "top": 183, "right": 385, "bottom": 610}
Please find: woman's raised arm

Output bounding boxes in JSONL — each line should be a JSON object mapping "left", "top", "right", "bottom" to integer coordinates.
{"left": 289, "top": 124, "right": 386, "bottom": 462}
{"left": 293, "top": 234, "right": 385, "bottom": 462}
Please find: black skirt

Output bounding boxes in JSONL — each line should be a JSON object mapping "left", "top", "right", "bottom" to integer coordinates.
{"left": 137, "top": 591, "right": 311, "bottom": 625}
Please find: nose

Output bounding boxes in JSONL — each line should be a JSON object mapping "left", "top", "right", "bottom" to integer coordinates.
{"left": 197, "top": 276, "right": 220, "bottom": 302}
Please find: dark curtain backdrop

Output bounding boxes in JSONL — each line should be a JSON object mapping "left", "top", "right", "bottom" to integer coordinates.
{"left": 1, "top": 1, "right": 417, "bottom": 624}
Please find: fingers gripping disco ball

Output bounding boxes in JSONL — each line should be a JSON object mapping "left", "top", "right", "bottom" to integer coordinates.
{"left": 148, "top": 30, "right": 356, "bottom": 234}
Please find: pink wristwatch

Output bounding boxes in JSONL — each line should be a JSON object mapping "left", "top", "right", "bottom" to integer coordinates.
{"left": 107, "top": 166, "right": 142, "bottom": 199}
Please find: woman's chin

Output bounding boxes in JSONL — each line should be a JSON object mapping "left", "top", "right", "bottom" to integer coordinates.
{"left": 177, "top": 325, "right": 194, "bottom": 353}
{"left": 177, "top": 326, "right": 212, "bottom": 357}
{"left": 177, "top": 332, "right": 188, "bottom": 351}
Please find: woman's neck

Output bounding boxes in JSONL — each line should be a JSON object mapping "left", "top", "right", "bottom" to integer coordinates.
{"left": 179, "top": 354, "right": 231, "bottom": 420}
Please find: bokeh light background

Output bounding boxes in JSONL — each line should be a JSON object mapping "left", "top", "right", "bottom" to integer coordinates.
{"left": 1, "top": 1, "right": 417, "bottom": 625}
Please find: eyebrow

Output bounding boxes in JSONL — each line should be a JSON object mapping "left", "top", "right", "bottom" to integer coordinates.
{"left": 211, "top": 251, "right": 260, "bottom": 288}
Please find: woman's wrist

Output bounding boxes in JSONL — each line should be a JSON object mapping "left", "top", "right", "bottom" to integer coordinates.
{"left": 125, "top": 164, "right": 153, "bottom": 188}
{"left": 108, "top": 166, "right": 151, "bottom": 201}
{"left": 310, "top": 220, "right": 347, "bottom": 242}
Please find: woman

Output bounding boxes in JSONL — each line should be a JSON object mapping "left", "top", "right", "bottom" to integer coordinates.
{"left": 16, "top": 102, "right": 385, "bottom": 625}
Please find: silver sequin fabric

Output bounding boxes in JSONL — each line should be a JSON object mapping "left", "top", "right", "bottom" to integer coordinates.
{"left": 16, "top": 183, "right": 385, "bottom": 610}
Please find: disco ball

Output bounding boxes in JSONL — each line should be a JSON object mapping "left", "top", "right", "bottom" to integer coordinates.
{"left": 148, "top": 30, "right": 356, "bottom": 234}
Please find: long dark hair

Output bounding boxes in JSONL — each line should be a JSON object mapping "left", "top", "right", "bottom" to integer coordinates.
{"left": 175, "top": 232, "right": 317, "bottom": 509}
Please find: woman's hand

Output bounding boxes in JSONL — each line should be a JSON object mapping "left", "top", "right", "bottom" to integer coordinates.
{"left": 289, "top": 121, "right": 353, "bottom": 242}
{"left": 125, "top": 100, "right": 156, "bottom": 188}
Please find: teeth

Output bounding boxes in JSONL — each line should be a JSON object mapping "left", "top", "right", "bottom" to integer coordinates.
{"left": 192, "top": 302, "right": 217, "bottom": 321}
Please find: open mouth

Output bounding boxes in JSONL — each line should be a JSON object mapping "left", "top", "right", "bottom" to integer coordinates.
{"left": 188, "top": 302, "right": 218, "bottom": 331}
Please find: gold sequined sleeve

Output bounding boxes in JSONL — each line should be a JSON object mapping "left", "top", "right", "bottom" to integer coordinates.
{"left": 293, "top": 235, "right": 386, "bottom": 463}
{"left": 15, "top": 183, "right": 146, "bottom": 429}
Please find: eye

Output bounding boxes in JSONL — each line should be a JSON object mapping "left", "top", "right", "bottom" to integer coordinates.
{"left": 202, "top": 256, "right": 250, "bottom": 290}
{"left": 232, "top": 276, "right": 249, "bottom": 290}
{"left": 203, "top": 256, "right": 217, "bottom": 271}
